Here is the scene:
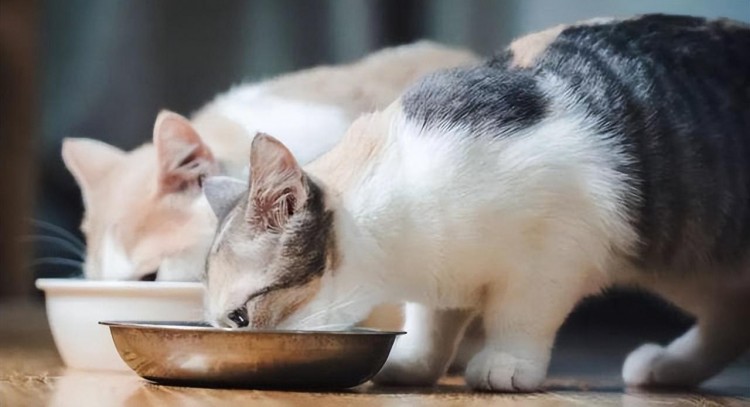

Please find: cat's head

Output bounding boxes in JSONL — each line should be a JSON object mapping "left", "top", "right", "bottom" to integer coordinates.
{"left": 62, "top": 111, "right": 220, "bottom": 280}
{"left": 204, "top": 134, "right": 342, "bottom": 329}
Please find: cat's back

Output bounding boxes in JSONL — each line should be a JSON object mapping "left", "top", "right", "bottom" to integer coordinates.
{"left": 401, "top": 15, "right": 750, "bottom": 270}
{"left": 266, "top": 41, "right": 478, "bottom": 116}
{"left": 515, "top": 15, "right": 750, "bottom": 73}
{"left": 524, "top": 15, "right": 750, "bottom": 126}
{"left": 533, "top": 15, "right": 750, "bottom": 269}
{"left": 405, "top": 15, "right": 750, "bottom": 133}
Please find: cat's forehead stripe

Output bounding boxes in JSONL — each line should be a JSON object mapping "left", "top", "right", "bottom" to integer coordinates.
{"left": 271, "top": 177, "right": 334, "bottom": 290}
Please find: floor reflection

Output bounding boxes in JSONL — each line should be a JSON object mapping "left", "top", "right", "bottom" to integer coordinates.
{"left": 48, "top": 369, "right": 142, "bottom": 407}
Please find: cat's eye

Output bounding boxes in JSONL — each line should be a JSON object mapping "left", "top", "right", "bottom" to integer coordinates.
{"left": 227, "top": 307, "right": 249, "bottom": 328}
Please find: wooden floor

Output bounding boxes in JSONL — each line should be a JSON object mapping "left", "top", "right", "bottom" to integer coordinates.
{"left": 1, "top": 299, "right": 748, "bottom": 407}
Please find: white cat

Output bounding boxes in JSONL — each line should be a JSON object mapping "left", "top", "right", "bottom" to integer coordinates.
{"left": 62, "top": 41, "right": 477, "bottom": 282}
{"left": 203, "top": 16, "right": 750, "bottom": 392}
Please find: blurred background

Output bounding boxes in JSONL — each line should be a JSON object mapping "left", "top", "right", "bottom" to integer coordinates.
{"left": 1, "top": 0, "right": 749, "bottom": 347}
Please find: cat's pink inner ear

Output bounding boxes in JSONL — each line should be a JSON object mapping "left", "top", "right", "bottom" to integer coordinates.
{"left": 62, "top": 138, "right": 125, "bottom": 200}
{"left": 247, "top": 133, "right": 308, "bottom": 231}
{"left": 153, "top": 110, "right": 217, "bottom": 194}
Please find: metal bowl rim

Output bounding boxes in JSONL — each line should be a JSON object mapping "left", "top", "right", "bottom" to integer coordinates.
{"left": 99, "top": 320, "right": 405, "bottom": 336}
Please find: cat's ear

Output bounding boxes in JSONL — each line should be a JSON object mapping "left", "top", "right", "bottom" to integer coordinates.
{"left": 153, "top": 110, "right": 217, "bottom": 194}
{"left": 203, "top": 176, "right": 247, "bottom": 220}
{"left": 246, "top": 133, "right": 308, "bottom": 231}
{"left": 62, "top": 138, "right": 125, "bottom": 203}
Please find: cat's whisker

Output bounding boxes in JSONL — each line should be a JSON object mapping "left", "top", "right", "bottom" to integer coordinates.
{"left": 29, "top": 219, "right": 86, "bottom": 250}
{"left": 296, "top": 305, "right": 341, "bottom": 327}
{"left": 285, "top": 282, "right": 378, "bottom": 329}
{"left": 283, "top": 286, "right": 371, "bottom": 329}
{"left": 26, "top": 257, "right": 84, "bottom": 277}
{"left": 294, "top": 311, "right": 327, "bottom": 327}
{"left": 20, "top": 235, "right": 86, "bottom": 260}
{"left": 28, "top": 257, "right": 85, "bottom": 269}
{"left": 295, "top": 289, "right": 363, "bottom": 326}
{"left": 295, "top": 291, "right": 368, "bottom": 328}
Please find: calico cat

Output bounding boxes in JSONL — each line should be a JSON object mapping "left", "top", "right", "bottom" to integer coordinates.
{"left": 203, "top": 15, "right": 750, "bottom": 391}
{"left": 61, "top": 41, "right": 477, "bottom": 281}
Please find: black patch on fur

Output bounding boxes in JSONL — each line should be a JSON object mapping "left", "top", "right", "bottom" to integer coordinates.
{"left": 205, "top": 176, "right": 334, "bottom": 289}
{"left": 402, "top": 61, "right": 549, "bottom": 136}
{"left": 273, "top": 176, "right": 333, "bottom": 289}
{"left": 531, "top": 15, "right": 750, "bottom": 269}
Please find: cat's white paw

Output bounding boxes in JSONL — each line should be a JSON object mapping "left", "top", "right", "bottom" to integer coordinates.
{"left": 373, "top": 355, "right": 443, "bottom": 386}
{"left": 622, "top": 343, "right": 700, "bottom": 388}
{"left": 622, "top": 343, "right": 665, "bottom": 386}
{"left": 464, "top": 348, "right": 546, "bottom": 392}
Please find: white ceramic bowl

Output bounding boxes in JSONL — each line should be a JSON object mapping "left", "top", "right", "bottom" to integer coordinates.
{"left": 35, "top": 278, "right": 204, "bottom": 371}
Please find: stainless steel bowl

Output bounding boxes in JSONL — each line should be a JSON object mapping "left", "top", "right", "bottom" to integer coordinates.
{"left": 100, "top": 321, "right": 404, "bottom": 389}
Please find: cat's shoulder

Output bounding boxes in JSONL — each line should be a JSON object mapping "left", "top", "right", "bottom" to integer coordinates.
{"left": 400, "top": 14, "right": 750, "bottom": 136}
{"left": 401, "top": 63, "right": 548, "bottom": 134}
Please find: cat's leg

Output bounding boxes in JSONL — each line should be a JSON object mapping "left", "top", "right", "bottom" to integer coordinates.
{"left": 464, "top": 273, "right": 588, "bottom": 392}
{"left": 373, "top": 302, "right": 476, "bottom": 386}
{"left": 448, "top": 318, "right": 485, "bottom": 373}
{"left": 623, "top": 285, "right": 750, "bottom": 387}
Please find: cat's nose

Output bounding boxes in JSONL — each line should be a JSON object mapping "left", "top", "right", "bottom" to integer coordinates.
{"left": 139, "top": 270, "right": 158, "bottom": 281}
{"left": 227, "top": 307, "right": 249, "bottom": 328}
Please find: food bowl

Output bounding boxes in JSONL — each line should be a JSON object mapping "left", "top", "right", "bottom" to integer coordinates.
{"left": 101, "top": 321, "right": 404, "bottom": 389}
{"left": 35, "top": 279, "right": 204, "bottom": 371}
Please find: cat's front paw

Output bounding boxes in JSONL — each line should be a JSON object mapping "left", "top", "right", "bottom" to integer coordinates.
{"left": 622, "top": 343, "right": 665, "bottom": 386}
{"left": 373, "top": 354, "right": 443, "bottom": 387}
{"left": 464, "top": 348, "right": 547, "bottom": 392}
{"left": 622, "top": 343, "right": 700, "bottom": 388}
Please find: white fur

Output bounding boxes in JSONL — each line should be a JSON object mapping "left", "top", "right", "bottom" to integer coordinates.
{"left": 100, "top": 231, "right": 136, "bottom": 281}
{"left": 336, "top": 86, "right": 635, "bottom": 308}
{"left": 268, "top": 77, "right": 640, "bottom": 391}
{"left": 158, "top": 196, "right": 217, "bottom": 282}
{"left": 209, "top": 84, "right": 350, "bottom": 166}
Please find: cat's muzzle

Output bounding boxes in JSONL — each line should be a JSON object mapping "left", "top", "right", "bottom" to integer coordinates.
{"left": 227, "top": 307, "right": 250, "bottom": 328}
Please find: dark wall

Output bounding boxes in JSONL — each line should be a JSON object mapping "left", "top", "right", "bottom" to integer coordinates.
{"left": 0, "top": 0, "right": 36, "bottom": 297}
{"left": 2, "top": 1, "right": 749, "bottom": 336}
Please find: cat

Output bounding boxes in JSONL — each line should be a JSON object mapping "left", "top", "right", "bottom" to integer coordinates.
{"left": 61, "top": 41, "right": 477, "bottom": 282}
{"left": 203, "top": 15, "right": 750, "bottom": 392}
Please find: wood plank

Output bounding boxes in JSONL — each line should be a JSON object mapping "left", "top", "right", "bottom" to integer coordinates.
{"left": 1, "top": 300, "right": 747, "bottom": 406}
